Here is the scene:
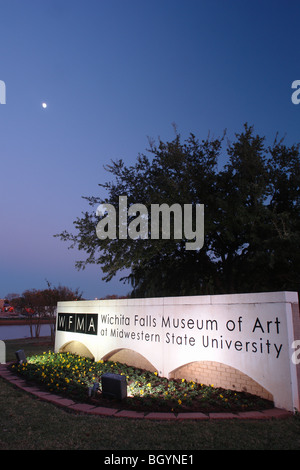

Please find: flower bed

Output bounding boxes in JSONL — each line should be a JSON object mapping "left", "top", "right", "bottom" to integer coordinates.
{"left": 10, "top": 351, "right": 274, "bottom": 413}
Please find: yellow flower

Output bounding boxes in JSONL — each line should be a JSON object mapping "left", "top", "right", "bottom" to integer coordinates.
{"left": 154, "top": 372, "right": 158, "bottom": 376}
{"left": 178, "top": 399, "right": 182, "bottom": 405}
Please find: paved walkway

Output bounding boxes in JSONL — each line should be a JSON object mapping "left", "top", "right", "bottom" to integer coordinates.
{"left": 0, "top": 363, "right": 292, "bottom": 421}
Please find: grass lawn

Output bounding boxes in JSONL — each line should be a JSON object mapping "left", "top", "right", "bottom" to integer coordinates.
{"left": 1, "top": 337, "right": 300, "bottom": 450}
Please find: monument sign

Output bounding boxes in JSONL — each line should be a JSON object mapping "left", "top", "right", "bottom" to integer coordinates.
{"left": 55, "top": 291, "right": 300, "bottom": 412}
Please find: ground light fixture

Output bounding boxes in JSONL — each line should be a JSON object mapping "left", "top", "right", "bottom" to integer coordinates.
{"left": 15, "top": 349, "right": 27, "bottom": 364}
{"left": 88, "top": 382, "right": 100, "bottom": 397}
{"left": 101, "top": 373, "right": 127, "bottom": 400}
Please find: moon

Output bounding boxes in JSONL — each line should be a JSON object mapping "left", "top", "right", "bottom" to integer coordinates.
{"left": 42, "top": 102, "right": 47, "bottom": 109}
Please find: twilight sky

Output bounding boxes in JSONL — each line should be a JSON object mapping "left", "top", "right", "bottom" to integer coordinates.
{"left": 0, "top": 0, "right": 299, "bottom": 300}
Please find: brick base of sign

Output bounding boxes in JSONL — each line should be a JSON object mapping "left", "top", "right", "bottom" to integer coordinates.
{"left": 98, "top": 349, "right": 273, "bottom": 401}
{"left": 59, "top": 340, "right": 94, "bottom": 359}
{"left": 170, "top": 361, "right": 273, "bottom": 401}
{"left": 0, "top": 364, "right": 291, "bottom": 421}
{"left": 103, "top": 348, "right": 157, "bottom": 372}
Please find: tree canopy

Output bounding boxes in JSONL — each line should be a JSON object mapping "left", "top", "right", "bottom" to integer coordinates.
{"left": 55, "top": 124, "right": 300, "bottom": 297}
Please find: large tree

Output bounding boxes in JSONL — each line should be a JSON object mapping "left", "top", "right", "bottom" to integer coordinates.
{"left": 55, "top": 124, "right": 300, "bottom": 297}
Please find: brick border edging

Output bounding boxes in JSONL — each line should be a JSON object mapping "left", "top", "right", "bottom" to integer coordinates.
{"left": 0, "top": 364, "right": 292, "bottom": 421}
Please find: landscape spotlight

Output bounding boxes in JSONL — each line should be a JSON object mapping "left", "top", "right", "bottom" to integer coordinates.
{"left": 88, "top": 382, "right": 100, "bottom": 397}
{"left": 15, "top": 349, "right": 27, "bottom": 364}
{"left": 101, "top": 373, "right": 127, "bottom": 400}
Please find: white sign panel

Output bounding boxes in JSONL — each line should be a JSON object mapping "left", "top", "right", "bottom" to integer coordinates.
{"left": 55, "top": 291, "right": 300, "bottom": 412}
